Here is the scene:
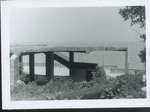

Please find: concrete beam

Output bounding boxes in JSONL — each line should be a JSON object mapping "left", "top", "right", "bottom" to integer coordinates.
{"left": 11, "top": 46, "right": 127, "bottom": 54}
{"left": 54, "top": 54, "right": 70, "bottom": 68}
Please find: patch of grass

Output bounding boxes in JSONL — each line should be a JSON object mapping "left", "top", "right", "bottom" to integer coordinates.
{"left": 11, "top": 70, "right": 146, "bottom": 100}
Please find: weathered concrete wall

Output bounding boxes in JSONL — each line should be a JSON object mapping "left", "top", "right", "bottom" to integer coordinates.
{"left": 70, "top": 68, "right": 87, "bottom": 81}
{"left": 10, "top": 54, "right": 21, "bottom": 91}
{"left": 70, "top": 68, "right": 94, "bottom": 82}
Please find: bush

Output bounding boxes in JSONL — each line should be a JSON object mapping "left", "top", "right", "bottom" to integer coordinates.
{"left": 92, "top": 79, "right": 127, "bottom": 99}
{"left": 116, "top": 73, "right": 143, "bottom": 92}
{"left": 11, "top": 71, "right": 146, "bottom": 100}
{"left": 20, "top": 72, "right": 30, "bottom": 84}
{"left": 94, "top": 66, "right": 106, "bottom": 84}
{"left": 98, "top": 73, "right": 145, "bottom": 99}
{"left": 95, "top": 66, "right": 106, "bottom": 78}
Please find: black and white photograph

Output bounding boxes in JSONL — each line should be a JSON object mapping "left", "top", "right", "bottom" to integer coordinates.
{"left": 1, "top": 0, "right": 150, "bottom": 109}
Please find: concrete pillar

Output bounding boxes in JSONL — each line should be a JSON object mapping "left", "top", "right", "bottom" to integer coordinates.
{"left": 69, "top": 51, "right": 74, "bottom": 76}
{"left": 125, "top": 50, "right": 128, "bottom": 75}
{"left": 69, "top": 51, "right": 74, "bottom": 64}
{"left": 29, "top": 53, "right": 35, "bottom": 81}
{"left": 19, "top": 55, "right": 22, "bottom": 75}
{"left": 45, "top": 52, "right": 54, "bottom": 80}
{"left": 10, "top": 54, "right": 20, "bottom": 91}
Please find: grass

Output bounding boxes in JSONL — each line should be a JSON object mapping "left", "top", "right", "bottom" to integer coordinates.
{"left": 11, "top": 71, "right": 146, "bottom": 100}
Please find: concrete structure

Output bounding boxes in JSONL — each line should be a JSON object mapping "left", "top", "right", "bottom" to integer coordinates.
{"left": 10, "top": 46, "right": 128, "bottom": 83}
{"left": 70, "top": 63, "right": 97, "bottom": 81}
{"left": 10, "top": 54, "right": 21, "bottom": 91}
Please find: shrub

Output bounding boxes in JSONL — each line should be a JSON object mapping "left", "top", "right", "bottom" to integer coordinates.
{"left": 95, "top": 66, "right": 106, "bottom": 78}
{"left": 98, "top": 73, "right": 145, "bottom": 99}
{"left": 94, "top": 66, "right": 106, "bottom": 84}
{"left": 116, "top": 73, "right": 143, "bottom": 92}
{"left": 20, "top": 73, "right": 30, "bottom": 84}
{"left": 11, "top": 71, "right": 146, "bottom": 100}
{"left": 95, "top": 79, "right": 127, "bottom": 99}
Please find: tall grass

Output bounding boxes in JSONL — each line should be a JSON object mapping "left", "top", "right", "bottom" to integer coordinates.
{"left": 11, "top": 68, "right": 146, "bottom": 100}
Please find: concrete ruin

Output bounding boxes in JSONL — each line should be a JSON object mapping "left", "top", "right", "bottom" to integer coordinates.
{"left": 10, "top": 46, "right": 128, "bottom": 85}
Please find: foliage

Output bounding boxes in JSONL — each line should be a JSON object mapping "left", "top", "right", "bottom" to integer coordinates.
{"left": 95, "top": 66, "right": 106, "bottom": 78}
{"left": 138, "top": 47, "right": 146, "bottom": 63}
{"left": 119, "top": 6, "right": 145, "bottom": 28}
{"left": 20, "top": 73, "right": 30, "bottom": 84}
{"left": 99, "top": 73, "right": 145, "bottom": 99}
{"left": 119, "top": 6, "right": 146, "bottom": 62}
{"left": 11, "top": 72, "right": 146, "bottom": 100}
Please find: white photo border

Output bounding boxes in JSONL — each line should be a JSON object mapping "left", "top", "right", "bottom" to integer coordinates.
{"left": 1, "top": 0, "right": 150, "bottom": 110}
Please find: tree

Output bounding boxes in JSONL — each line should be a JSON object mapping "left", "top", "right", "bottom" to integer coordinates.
{"left": 119, "top": 6, "right": 146, "bottom": 63}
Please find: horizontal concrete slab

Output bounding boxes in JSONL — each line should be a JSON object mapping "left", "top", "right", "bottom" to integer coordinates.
{"left": 10, "top": 45, "right": 127, "bottom": 54}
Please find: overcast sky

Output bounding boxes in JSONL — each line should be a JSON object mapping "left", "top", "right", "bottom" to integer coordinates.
{"left": 9, "top": 7, "right": 142, "bottom": 45}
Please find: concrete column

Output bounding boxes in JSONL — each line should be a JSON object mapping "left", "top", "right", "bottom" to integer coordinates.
{"left": 10, "top": 54, "right": 20, "bottom": 91}
{"left": 69, "top": 51, "right": 74, "bottom": 65}
{"left": 19, "top": 55, "right": 22, "bottom": 75}
{"left": 69, "top": 51, "right": 74, "bottom": 77}
{"left": 45, "top": 52, "right": 54, "bottom": 80}
{"left": 125, "top": 50, "right": 128, "bottom": 75}
{"left": 29, "top": 53, "right": 35, "bottom": 81}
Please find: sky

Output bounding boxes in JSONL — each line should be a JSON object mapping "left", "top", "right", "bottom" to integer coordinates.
{"left": 9, "top": 7, "right": 143, "bottom": 45}
{"left": 8, "top": 6, "right": 145, "bottom": 70}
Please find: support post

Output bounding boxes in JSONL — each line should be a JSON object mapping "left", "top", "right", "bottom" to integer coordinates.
{"left": 19, "top": 55, "right": 22, "bottom": 75}
{"left": 125, "top": 50, "right": 128, "bottom": 75}
{"left": 69, "top": 51, "right": 74, "bottom": 76}
{"left": 69, "top": 51, "right": 74, "bottom": 65}
{"left": 29, "top": 53, "right": 35, "bottom": 81}
{"left": 45, "top": 52, "right": 54, "bottom": 80}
